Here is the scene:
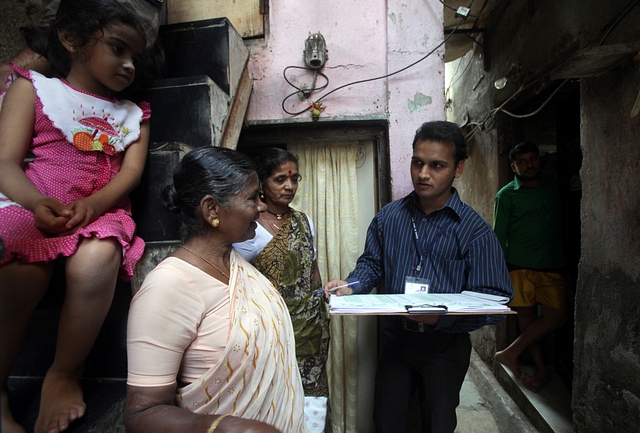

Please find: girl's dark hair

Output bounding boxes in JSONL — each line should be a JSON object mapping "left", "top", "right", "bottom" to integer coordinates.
{"left": 162, "top": 147, "right": 258, "bottom": 239}
{"left": 252, "top": 147, "right": 299, "bottom": 183}
{"left": 26, "top": 0, "right": 162, "bottom": 84}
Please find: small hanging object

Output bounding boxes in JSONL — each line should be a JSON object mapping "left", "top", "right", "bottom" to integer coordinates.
{"left": 309, "top": 101, "right": 325, "bottom": 120}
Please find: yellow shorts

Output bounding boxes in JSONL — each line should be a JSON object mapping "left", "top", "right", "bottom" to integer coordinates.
{"left": 508, "top": 269, "right": 568, "bottom": 310}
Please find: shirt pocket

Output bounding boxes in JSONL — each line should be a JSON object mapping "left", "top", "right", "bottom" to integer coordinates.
{"left": 429, "top": 255, "right": 467, "bottom": 292}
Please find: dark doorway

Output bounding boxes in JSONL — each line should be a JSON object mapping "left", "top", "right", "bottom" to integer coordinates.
{"left": 498, "top": 79, "right": 581, "bottom": 392}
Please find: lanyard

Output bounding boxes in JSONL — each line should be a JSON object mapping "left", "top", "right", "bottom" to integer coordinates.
{"left": 411, "top": 217, "right": 453, "bottom": 274}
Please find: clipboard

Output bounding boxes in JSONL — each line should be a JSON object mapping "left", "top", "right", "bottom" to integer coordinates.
{"left": 405, "top": 304, "right": 448, "bottom": 314}
{"left": 329, "top": 293, "right": 513, "bottom": 315}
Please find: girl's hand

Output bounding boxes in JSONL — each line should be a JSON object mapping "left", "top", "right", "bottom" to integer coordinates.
{"left": 0, "top": 63, "right": 15, "bottom": 92}
{"left": 34, "top": 197, "right": 73, "bottom": 235}
{"left": 59, "top": 198, "right": 101, "bottom": 235}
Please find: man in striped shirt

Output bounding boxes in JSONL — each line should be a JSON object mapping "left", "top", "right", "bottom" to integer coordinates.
{"left": 325, "top": 120, "right": 513, "bottom": 433}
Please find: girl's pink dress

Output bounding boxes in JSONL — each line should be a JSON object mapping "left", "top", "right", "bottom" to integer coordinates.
{"left": 0, "top": 66, "right": 148, "bottom": 280}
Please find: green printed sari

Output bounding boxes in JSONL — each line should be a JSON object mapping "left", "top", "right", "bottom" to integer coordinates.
{"left": 252, "top": 209, "right": 330, "bottom": 397}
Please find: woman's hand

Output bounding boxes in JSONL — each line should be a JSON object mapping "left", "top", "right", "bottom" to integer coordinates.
{"left": 216, "top": 416, "right": 282, "bottom": 433}
{"left": 34, "top": 197, "right": 73, "bottom": 235}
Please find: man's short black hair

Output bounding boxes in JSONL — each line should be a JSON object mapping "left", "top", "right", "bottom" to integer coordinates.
{"left": 412, "top": 121, "right": 468, "bottom": 163}
{"left": 509, "top": 141, "right": 539, "bottom": 162}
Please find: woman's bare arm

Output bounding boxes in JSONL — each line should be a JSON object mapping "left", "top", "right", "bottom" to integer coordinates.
{"left": 124, "top": 384, "right": 282, "bottom": 433}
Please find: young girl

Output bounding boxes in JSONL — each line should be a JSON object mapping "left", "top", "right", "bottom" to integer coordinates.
{"left": 0, "top": 1, "right": 155, "bottom": 432}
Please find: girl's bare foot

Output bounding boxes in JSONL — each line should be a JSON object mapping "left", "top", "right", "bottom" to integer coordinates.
{"left": 1, "top": 388, "right": 27, "bottom": 433}
{"left": 34, "top": 371, "right": 85, "bottom": 433}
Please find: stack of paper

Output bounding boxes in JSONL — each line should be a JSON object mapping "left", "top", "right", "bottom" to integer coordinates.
{"left": 329, "top": 291, "right": 512, "bottom": 315}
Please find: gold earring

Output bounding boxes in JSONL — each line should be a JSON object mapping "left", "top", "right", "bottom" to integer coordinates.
{"left": 259, "top": 185, "right": 264, "bottom": 199}
{"left": 211, "top": 218, "right": 220, "bottom": 228}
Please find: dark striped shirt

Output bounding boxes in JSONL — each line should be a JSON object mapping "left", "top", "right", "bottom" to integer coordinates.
{"left": 347, "top": 188, "right": 514, "bottom": 333}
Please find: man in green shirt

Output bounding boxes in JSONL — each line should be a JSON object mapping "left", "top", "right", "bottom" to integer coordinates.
{"left": 493, "top": 142, "right": 568, "bottom": 392}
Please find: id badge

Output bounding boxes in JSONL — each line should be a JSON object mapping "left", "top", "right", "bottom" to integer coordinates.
{"left": 404, "top": 276, "right": 430, "bottom": 294}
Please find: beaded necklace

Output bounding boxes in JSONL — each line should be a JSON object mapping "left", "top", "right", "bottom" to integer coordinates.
{"left": 180, "top": 246, "right": 230, "bottom": 281}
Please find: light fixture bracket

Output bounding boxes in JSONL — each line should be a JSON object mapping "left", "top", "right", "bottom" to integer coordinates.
{"left": 304, "top": 32, "right": 328, "bottom": 69}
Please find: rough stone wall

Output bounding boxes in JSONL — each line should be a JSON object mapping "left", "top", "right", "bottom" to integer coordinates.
{"left": 573, "top": 62, "right": 640, "bottom": 431}
{"left": 0, "top": 0, "right": 46, "bottom": 63}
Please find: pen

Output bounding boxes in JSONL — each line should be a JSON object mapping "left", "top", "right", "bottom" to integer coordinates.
{"left": 313, "top": 281, "right": 360, "bottom": 295}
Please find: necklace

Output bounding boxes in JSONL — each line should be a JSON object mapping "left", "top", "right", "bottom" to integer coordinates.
{"left": 179, "top": 246, "right": 230, "bottom": 281}
{"left": 268, "top": 221, "right": 281, "bottom": 231}
{"left": 266, "top": 208, "right": 291, "bottom": 221}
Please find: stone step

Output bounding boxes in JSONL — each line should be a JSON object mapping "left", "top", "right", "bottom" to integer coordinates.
{"left": 8, "top": 378, "right": 126, "bottom": 433}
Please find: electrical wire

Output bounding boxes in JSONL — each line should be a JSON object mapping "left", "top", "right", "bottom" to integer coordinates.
{"left": 282, "top": 15, "right": 466, "bottom": 116}
{"left": 446, "top": 48, "right": 477, "bottom": 98}
{"left": 598, "top": 0, "right": 640, "bottom": 45}
{"left": 463, "top": 81, "right": 527, "bottom": 140}
{"left": 463, "top": 0, "right": 637, "bottom": 141}
{"left": 463, "top": 79, "right": 570, "bottom": 140}
{"left": 283, "top": 66, "right": 329, "bottom": 96}
{"left": 499, "top": 79, "right": 569, "bottom": 118}
{"left": 439, "top": 0, "right": 504, "bottom": 18}
{"left": 281, "top": 66, "right": 330, "bottom": 115}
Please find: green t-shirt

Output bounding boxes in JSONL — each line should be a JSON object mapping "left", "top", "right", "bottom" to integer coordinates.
{"left": 493, "top": 173, "right": 566, "bottom": 270}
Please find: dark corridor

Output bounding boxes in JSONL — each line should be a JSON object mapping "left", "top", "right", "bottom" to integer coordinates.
{"left": 499, "top": 79, "right": 582, "bottom": 392}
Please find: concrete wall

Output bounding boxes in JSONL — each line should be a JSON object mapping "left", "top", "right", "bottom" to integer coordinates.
{"left": 445, "top": 0, "right": 640, "bottom": 429}
{"left": 0, "top": 1, "right": 32, "bottom": 63}
{"left": 574, "top": 47, "right": 640, "bottom": 433}
{"left": 245, "top": 0, "right": 445, "bottom": 200}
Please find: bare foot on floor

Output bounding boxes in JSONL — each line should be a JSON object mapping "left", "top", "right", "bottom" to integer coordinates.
{"left": 495, "top": 349, "right": 528, "bottom": 380}
{"left": 2, "top": 389, "right": 27, "bottom": 433}
{"left": 34, "top": 372, "right": 86, "bottom": 433}
{"left": 523, "top": 372, "right": 549, "bottom": 392}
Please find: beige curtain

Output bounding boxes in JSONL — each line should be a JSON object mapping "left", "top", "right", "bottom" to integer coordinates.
{"left": 289, "top": 141, "right": 361, "bottom": 433}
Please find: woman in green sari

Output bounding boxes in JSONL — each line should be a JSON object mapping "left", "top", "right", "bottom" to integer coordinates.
{"left": 234, "top": 148, "right": 330, "bottom": 431}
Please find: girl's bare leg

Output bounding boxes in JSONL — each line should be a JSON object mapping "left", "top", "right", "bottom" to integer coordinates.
{"left": 35, "top": 237, "right": 121, "bottom": 433}
{"left": 1, "top": 261, "right": 53, "bottom": 433}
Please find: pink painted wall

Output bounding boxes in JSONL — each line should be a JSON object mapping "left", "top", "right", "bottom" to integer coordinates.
{"left": 246, "top": 0, "right": 445, "bottom": 200}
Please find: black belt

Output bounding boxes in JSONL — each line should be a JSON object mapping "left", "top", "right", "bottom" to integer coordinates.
{"left": 402, "top": 318, "right": 427, "bottom": 332}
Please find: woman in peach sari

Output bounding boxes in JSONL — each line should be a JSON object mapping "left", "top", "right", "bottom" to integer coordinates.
{"left": 124, "top": 147, "right": 307, "bottom": 433}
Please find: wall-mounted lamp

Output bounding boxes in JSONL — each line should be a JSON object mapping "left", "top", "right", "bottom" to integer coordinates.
{"left": 494, "top": 63, "right": 520, "bottom": 90}
{"left": 304, "top": 32, "right": 328, "bottom": 69}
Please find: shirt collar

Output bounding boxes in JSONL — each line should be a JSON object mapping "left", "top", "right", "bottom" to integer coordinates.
{"left": 513, "top": 171, "right": 552, "bottom": 190}
{"left": 409, "top": 187, "right": 464, "bottom": 219}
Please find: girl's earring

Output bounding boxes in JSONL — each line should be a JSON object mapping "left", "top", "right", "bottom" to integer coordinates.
{"left": 259, "top": 185, "right": 264, "bottom": 199}
{"left": 211, "top": 218, "right": 220, "bottom": 228}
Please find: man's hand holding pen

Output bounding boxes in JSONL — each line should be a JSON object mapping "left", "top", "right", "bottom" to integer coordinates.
{"left": 320, "top": 280, "right": 360, "bottom": 302}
